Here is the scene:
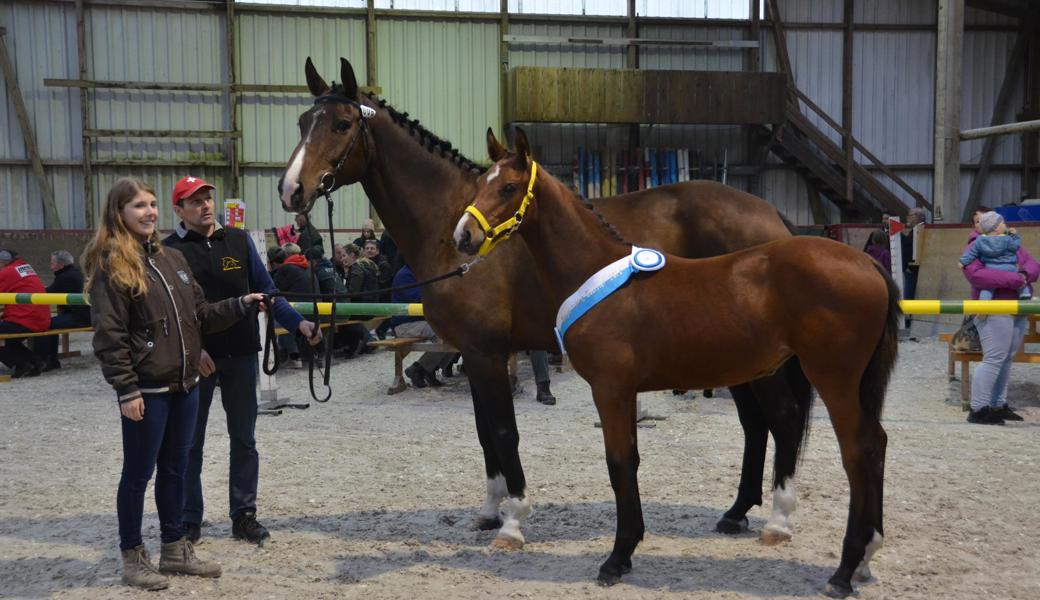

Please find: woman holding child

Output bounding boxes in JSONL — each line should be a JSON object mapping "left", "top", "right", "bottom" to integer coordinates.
{"left": 960, "top": 208, "right": 1039, "bottom": 425}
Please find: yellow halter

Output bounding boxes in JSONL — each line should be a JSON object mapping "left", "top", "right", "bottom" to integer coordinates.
{"left": 464, "top": 161, "right": 538, "bottom": 257}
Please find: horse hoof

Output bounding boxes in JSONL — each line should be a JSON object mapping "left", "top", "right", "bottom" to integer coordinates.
{"left": 853, "top": 565, "right": 873, "bottom": 583}
{"left": 715, "top": 516, "right": 750, "bottom": 535}
{"left": 489, "top": 534, "right": 524, "bottom": 550}
{"left": 759, "top": 527, "right": 792, "bottom": 546}
{"left": 825, "top": 577, "right": 854, "bottom": 598}
{"left": 471, "top": 516, "right": 503, "bottom": 531}
{"left": 597, "top": 571, "right": 622, "bottom": 587}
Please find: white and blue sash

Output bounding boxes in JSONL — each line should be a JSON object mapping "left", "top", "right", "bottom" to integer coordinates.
{"left": 553, "top": 246, "right": 665, "bottom": 354}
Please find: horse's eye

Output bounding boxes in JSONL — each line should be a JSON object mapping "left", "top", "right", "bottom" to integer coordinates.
{"left": 502, "top": 183, "right": 518, "bottom": 196}
{"left": 336, "top": 120, "right": 351, "bottom": 132}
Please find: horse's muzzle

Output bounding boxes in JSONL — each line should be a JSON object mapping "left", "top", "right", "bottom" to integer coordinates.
{"left": 456, "top": 229, "right": 477, "bottom": 255}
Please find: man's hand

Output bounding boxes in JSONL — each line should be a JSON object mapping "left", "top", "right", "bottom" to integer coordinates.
{"left": 298, "top": 320, "right": 323, "bottom": 345}
{"left": 199, "top": 349, "right": 216, "bottom": 377}
{"left": 120, "top": 397, "right": 145, "bottom": 421}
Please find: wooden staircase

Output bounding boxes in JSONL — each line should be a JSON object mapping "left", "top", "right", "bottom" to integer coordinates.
{"left": 764, "top": 89, "right": 931, "bottom": 221}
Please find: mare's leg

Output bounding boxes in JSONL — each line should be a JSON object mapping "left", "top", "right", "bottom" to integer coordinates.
{"left": 463, "top": 350, "right": 532, "bottom": 548}
{"left": 758, "top": 359, "right": 813, "bottom": 545}
{"left": 808, "top": 372, "right": 887, "bottom": 598}
{"left": 716, "top": 383, "right": 766, "bottom": 534}
{"left": 592, "top": 382, "right": 644, "bottom": 585}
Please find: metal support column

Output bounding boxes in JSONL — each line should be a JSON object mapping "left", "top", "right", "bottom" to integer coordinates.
{"left": 225, "top": 0, "right": 240, "bottom": 198}
{"left": 934, "top": 0, "right": 964, "bottom": 223}
{"left": 842, "top": 0, "right": 854, "bottom": 204}
{"left": 76, "top": 0, "right": 93, "bottom": 228}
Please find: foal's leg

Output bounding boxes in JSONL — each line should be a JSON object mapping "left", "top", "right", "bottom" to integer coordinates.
{"left": 716, "top": 383, "right": 766, "bottom": 534}
{"left": 463, "top": 351, "right": 532, "bottom": 549}
{"left": 592, "top": 383, "right": 645, "bottom": 585}
{"left": 811, "top": 377, "right": 887, "bottom": 598}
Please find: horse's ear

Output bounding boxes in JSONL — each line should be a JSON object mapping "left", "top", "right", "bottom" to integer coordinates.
{"left": 486, "top": 127, "right": 508, "bottom": 162}
{"left": 339, "top": 57, "right": 359, "bottom": 100}
{"left": 514, "top": 127, "right": 531, "bottom": 165}
{"left": 305, "top": 57, "right": 329, "bottom": 97}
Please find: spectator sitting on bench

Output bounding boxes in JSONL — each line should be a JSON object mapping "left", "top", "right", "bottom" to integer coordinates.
{"left": 390, "top": 262, "right": 455, "bottom": 388}
{"left": 32, "top": 250, "right": 92, "bottom": 372}
{"left": 268, "top": 244, "right": 315, "bottom": 368}
{"left": 0, "top": 249, "right": 51, "bottom": 378}
{"left": 364, "top": 240, "right": 395, "bottom": 340}
{"left": 336, "top": 243, "right": 380, "bottom": 358}
{"left": 352, "top": 218, "right": 378, "bottom": 250}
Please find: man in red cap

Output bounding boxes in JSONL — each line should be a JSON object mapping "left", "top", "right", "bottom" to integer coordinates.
{"left": 0, "top": 249, "right": 51, "bottom": 377}
{"left": 163, "top": 175, "right": 321, "bottom": 546}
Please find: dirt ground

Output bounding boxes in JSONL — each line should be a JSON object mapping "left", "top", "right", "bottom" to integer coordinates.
{"left": 1, "top": 336, "right": 1038, "bottom": 599}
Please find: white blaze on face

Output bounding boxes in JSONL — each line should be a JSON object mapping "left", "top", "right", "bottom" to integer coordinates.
{"left": 281, "top": 146, "right": 306, "bottom": 208}
{"left": 486, "top": 164, "right": 501, "bottom": 183}
{"left": 763, "top": 477, "right": 797, "bottom": 537}
{"left": 453, "top": 212, "right": 475, "bottom": 248}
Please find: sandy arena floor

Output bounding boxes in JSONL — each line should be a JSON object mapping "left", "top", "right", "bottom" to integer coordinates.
{"left": 1, "top": 336, "right": 1038, "bottom": 599}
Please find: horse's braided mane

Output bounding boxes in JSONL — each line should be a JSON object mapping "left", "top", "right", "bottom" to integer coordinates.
{"left": 577, "top": 195, "right": 628, "bottom": 245}
{"left": 325, "top": 87, "right": 486, "bottom": 175}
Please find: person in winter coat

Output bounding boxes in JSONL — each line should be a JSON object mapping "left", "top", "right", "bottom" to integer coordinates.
{"left": 32, "top": 250, "right": 92, "bottom": 371}
{"left": 294, "top": 213, "right": 324, "bottom": 255}
{"left": 83, "top": 178, "right": 264, "bottom": 590}
{"left": 961, "top": 207, "right": 1040, "bottom": 425}
{"left": 269, "top": 245, "right": 317, "bottom": 366}
{"left": 0, "top": 248, "right": 51, "bottom": 377}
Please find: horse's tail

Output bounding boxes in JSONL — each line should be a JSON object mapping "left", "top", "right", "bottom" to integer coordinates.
{"left": 788, "top": 356, "right": 815, "bottom": 464}
{"left": 859, "top": 262, "right": 902, "bottom": 421}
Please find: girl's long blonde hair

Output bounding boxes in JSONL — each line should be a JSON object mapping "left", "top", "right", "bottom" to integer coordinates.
{"left": 82, "top": 178, "right": 161, "bottom": 297}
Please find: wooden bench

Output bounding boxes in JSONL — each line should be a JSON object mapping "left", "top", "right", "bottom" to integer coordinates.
{"left": 366, "top": 337, "right": 520, "bottom": 395}
{"left": 0, "top": 326, "right": 93, "bottom": 382}
{"left": 367, "top": 337, "right": 456, "bottom": 394}
{"left": 939, "top": 315, "right": 1040, "bottom": 410}
{"left": 0, "top": 316, "right": 387, "bottom": 382}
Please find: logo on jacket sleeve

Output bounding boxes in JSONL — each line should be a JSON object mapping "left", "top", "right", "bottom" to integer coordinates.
{"left": 15, "top": 264, "right": 36, "bottom": 278}
{"left": 177, "top": 270, "right": 191, "bottom": 284}
{"left": 221, "top": 256, "right": 242, "bottom": 271}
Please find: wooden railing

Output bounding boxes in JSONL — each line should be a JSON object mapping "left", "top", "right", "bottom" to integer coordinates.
{"left": 790, "top": 77, "right": 930, "bottom": 213}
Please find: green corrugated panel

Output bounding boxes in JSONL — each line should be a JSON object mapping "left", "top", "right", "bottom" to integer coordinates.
{"left": 237, "top": 12, "right": 369, "bottom": 231}
{"left": 376, "top": 18, "right": 500, "bottom": 163}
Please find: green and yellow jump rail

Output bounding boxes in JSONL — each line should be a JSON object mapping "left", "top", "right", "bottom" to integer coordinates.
{"left": 0, "top": 293, "right": 424, "bottom": 317}
{"left": 4, "top": 293, "right": 1040, "bottom": 316}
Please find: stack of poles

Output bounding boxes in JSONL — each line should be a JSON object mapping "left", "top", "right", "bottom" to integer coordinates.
{"left": 574, "top": 147, "right": 737, "bottom": 198}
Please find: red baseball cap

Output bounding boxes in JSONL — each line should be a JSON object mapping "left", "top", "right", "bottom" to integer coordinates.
{"left": 171, "top": 176, "right": 215, "bottom": 205}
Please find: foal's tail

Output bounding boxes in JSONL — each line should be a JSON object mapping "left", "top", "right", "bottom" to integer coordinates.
{"left": 859, "top": 263, "right": 902, "bottom": 421}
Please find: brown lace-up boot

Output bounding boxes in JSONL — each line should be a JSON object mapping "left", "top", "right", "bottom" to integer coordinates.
{"left": 121, "top": 545, "right": 169, "bottom": 590}
{"left": 158, "top": 537, "right": 222, "bottom": 578}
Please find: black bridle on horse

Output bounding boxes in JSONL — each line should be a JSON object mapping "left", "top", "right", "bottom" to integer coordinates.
{"left": 262, "top": 94, "right": 482, "bottom": 402}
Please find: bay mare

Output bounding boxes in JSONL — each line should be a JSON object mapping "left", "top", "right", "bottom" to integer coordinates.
{"left": 278, "top": 58, "right": 814, "bottom": 551}
{"left": 453, "top": 127, "right": 899, "bottom": 597}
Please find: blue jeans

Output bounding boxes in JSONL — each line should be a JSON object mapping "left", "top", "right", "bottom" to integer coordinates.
{"left": 971, "top": 315, "right": 1028, "bottom": 411}
{"left": 117, "top": 388, "right": 199, "bottom": 550}
{"left": 183, "top": 354, "right": 259, "bottom": 524}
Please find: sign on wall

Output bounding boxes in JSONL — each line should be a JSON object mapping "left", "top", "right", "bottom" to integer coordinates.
{"left": 224, "top": 199, "right": 246, "bottom": 229}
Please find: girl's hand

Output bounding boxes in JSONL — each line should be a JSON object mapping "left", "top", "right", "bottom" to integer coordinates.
{"left": 120, "top": 397, "right": 145, "bottom": 421}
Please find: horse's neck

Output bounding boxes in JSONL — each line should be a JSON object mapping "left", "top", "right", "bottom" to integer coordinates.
{"left": 359, "top": 114, "right": 476, "bottom": 277}
{"left": 522, "top": 176, "right": 629, "bottom": 297}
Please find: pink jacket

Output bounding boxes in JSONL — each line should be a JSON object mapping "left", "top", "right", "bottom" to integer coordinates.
{"left": 962, "top": 231, "right": 1040, "bottom": 300}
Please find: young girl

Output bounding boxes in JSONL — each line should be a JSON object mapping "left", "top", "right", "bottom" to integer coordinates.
{"left": 84, "top": 178, "right": 264, "bottom": 590}
{"left": 958, "top": 211, "right": 1033, "bottom": 300}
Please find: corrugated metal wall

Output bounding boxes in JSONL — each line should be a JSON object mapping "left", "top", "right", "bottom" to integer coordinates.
{"left": 1, "top": 0, "right": 1033, "bottom": 231}
{"left": 238, "top": 11, "right": 368, "bottom": 230}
